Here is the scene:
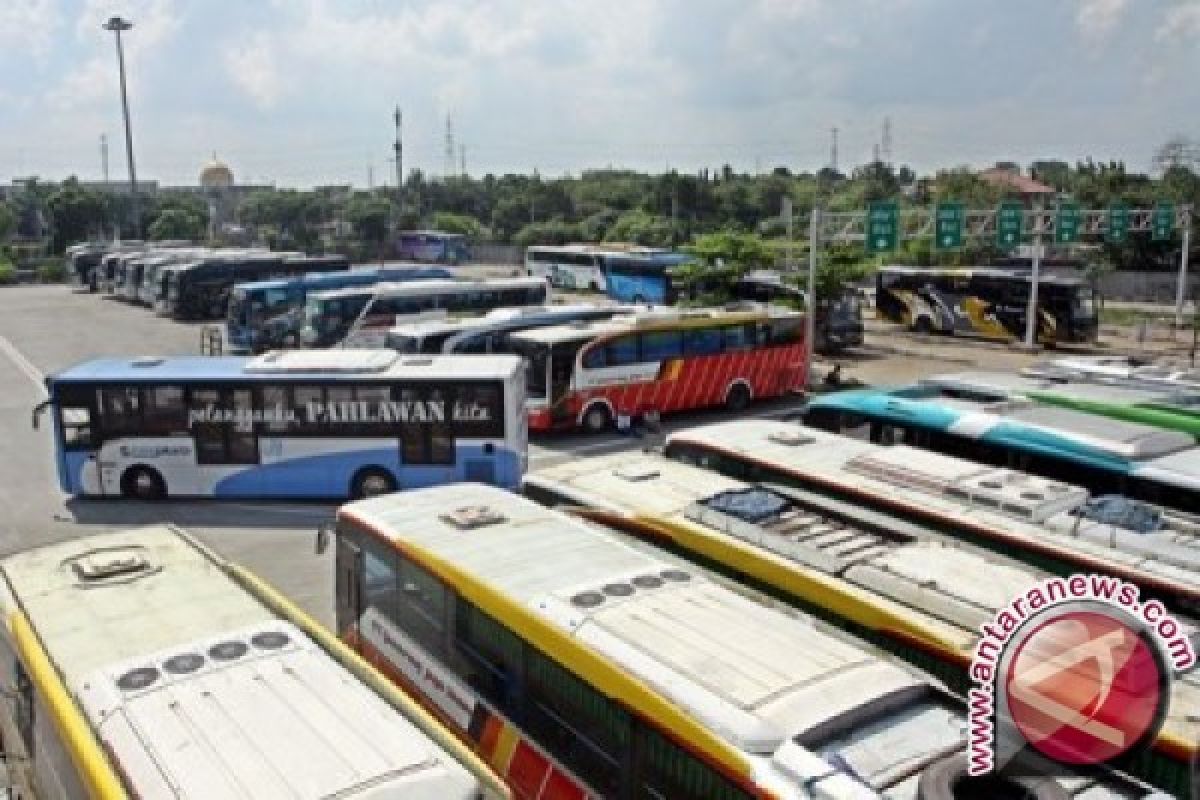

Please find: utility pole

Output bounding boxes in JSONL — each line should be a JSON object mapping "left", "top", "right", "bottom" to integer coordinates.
{"left": 103, "top": 16, "right": 139, "bottom": 237}
{"left": 830, "top": 127, "right": 839, "bottom": 174}
{"left": 100, "top": 134, "right": 109, "bottom": 185}
{"left": 444, "top": 114, "right": 455, "bottom": 179}
{"left": 459, "top": 144, "right": 466, "bottom": 178}
{"left": 393, "top": 106, "right": 403, "bottom": 198}
{"left": 881, "top": 116, "right": 893, "bottom": 164}
{"left": 1176, "top": 207, "right": 1194, "bottom": 328}
{"left": 1023, "top": 202, "right": 1045, "bottom": 349}
{"left": 806, "top": 205, "right": 820, "bottom": 382}
{"left": 367, "top": 164, "right": 374, "bottom": 190}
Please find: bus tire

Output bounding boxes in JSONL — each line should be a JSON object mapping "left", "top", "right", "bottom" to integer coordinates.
{"left": 581, "top": 404, "right": 613, "bottom": 434}
{"left": 121, "top": 466, "right": 166, "bottom": 501}
{"left": 282, "top": 333, "right": 299, "bottom": 349}
{"left": 351, "top": 467, "right": 397, "bottom": 499}
{"left": 913, "top": 317, "right": 933, "bottom": 334}
{"left": 916, "top": 754, "right": 1067, "bottom": 800}
{"left": 725, "top": 382, "right": 752, "bottom": 412}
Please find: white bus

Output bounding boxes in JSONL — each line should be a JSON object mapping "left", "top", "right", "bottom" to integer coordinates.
{"left": 0, "top": 524, "right": 509, "bottom": 799}
{"left": 524, "top": 244, "right": 607, "bottom": 291}
{"left": 384, "top": 303, "right": 633, "bottom": 355}
{"left": 300, "top": 277, "right": 550, "bottom": 348}
{"left": 326, "top": 483, "right": 1160, "bottom": 799}
{"left": 37, "top": 349, "right": 527, "bottom": 500}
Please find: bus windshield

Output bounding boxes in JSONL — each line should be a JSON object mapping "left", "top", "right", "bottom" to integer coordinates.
{"left": 508, "top": 338, "right": 551, "bottom": 398}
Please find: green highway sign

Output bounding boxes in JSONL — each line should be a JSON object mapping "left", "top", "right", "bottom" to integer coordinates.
{"left": 866, "top": 201, "right": 899, "bottom": 253}
{"left": 996, "top": 201, "right": 1023, "bottom": 248}
{"left": 1152, "top": 202, "right": 1175, "bottom": 241}
{"left": 935, "top": 202, "right": 965, "bottom": 248}
{"left": 1056, "top": 201, "right": 1081, "bottom": 243}
{"left": 1107, "top": 204, "right": 1130, "bottom": 243}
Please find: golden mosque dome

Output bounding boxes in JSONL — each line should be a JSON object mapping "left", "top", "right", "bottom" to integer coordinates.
{"left": 199, "top": 154, "right": 234, "bottom": 189}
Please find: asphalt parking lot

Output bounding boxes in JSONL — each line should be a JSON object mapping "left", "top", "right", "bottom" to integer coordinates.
{"left": 0, "top": 283, "right": 1058, "bottom": 627}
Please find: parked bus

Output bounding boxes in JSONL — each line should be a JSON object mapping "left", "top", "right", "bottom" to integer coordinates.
{"left": 35, "top": 350, "right": 527, "bottom": 500}
{"left": 385, "top": 304, "right": 632, "bottom": 355}
{"left": 1024, "top": 355, "right": 1200, "bottom": 391}
{"left": 0, "top": 524, "right": 509, "bottom": 799}
{"left": 162, "top": 252, "right": 348, "bottom": 320}
{"left": 524, "top": 449, "right": 1199, "bottom": 796}
{"left": 601, "top": 251, "right": 697, "bottom": 304}
{"left": 524, "top": 244, "right": 610, "bottom": 291}
{"left": 395, "top": 230, "right": 471, "bottom": 264}
{"left": 505, "top": 306, "right": 807, "bottom": 432}
{"left": 796, "top": 385, "right": 1200, "bottom": 513}
{"left": 328, "top": 483, "right": 1150, "bottom": 800}
{"left": 226, "top": 264, "right": 455, "bottom": 353}
{"left": 300, "top": 276, "right": 549, "bottom": 348}
{"left": 920, "top": 371, "right": 1200, "bottom": 440}
{"left": 875, "top": 265, "right": 1099, "bottom": 344}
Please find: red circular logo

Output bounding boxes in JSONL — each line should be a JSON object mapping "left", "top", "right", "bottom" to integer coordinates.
{"left": 1004, "top": 609, "right": 1165, "bottom": 766}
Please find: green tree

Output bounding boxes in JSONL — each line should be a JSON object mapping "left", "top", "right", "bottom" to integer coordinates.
{"left": 148, "top": 208, "right": 206, "bottom": 241}
{"left": 0, "top": 202, "right": 15, "bottom": 242}
{"left": 604, "top": 210, "right": 678, "bottom": 246}
{"left": 514, "top": 220, "right": 582, "bottom": 248}
{"left": 684, "top": 231, "right": 775, "bottom": 271}
{"left": 345, "top": 194, "right": 394, "bottom": 256}
{"left": 45, "top": 180, "right": 109, "bottom": 253}
{"left": 429, "top": 211, "right": 483, "bottom": 239}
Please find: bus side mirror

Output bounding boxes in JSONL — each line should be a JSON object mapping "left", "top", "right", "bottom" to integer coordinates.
{"left": 315, "top": 521, "right": 334, "bottom": 555}
{"left": 31, "top": 400, "right": 49, "bottom": 431}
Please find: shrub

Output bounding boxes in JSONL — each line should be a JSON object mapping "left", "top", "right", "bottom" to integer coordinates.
{"left": 35, "top": 260, "right": 67, "bottom": 283}
{"left": 0, "top": 261, "right": 16, "bottom": 285}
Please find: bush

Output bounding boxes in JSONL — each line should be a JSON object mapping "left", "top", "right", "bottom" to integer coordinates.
{"left": 0, "top": 260, "right": 16, "bottom": 285}
{"left": 35, "top": 260, "right": 67, "bottom": 283}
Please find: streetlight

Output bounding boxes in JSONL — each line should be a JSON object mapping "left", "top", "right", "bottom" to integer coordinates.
{"left": 103, "top": 16, "right": 139, "bottom": 238}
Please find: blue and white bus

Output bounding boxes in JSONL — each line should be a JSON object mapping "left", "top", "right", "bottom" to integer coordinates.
{"left": 36, "top": 350, "right": 527, "bottom": 500}
{"left": 601, "top": 251, "right": 695, "bottom": 304}
{"left": 800, "top": 385, "right": 1200, "bottom": 513}
{"left": 384, "top": 303, "right": 633, "bottom": 354}
{"left": 395, "top": 230, "right": 471, "bottom": 264}
{"left": 226, "top": 264, "right": 455, "bottom": 352}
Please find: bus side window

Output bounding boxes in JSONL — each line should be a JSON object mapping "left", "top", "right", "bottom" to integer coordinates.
{"left": 582, "top": 346, "right": 607, "bottom": 369}
{"left": 98, "top": 387, "right": 143, "bottom": 437}
{"left": 682, "top": 327, "right": 722, "bottom": 357}
{"left": 606, "top": 335, "right": 640, "bottom": 366}
{"left": 634, "top": 725, "right": 752, "bottom": 800}
{"left": 723, "top": 325, "right": 752, "bottom": 352}
{"left": 452, "top": 600, "right": 524, "bottom": 712}
{"left": 395, "top": 557, "right": 449, "bottom": 660}
{"left": 142, "top": 386, "right": 187, "bottom": 436}
{"left": 640, "top": 331, "right": 682, "bottom": 361}
{"left": 525, "top": 648, "right": 629, "bottom": 796}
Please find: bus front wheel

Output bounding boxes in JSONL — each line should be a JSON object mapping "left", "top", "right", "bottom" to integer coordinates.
{"left": 581, "top": 404, "right": 613, "bottom": 434}
{"left": 351, "top": 467, "right": 396, "bottom": 499}
{"left": 725, "top": 383, "right": 752, "bottom": 412}
{"left": 121, "top": 466, "right": 166, "bottom": 501}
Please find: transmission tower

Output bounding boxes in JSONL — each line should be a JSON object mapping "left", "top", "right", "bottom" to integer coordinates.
{"left": 444, "top": 114, "right": 455, "bottom": 179}
{"left": 830, "top": 127, "right": 839, "bottom": 174}
{"left": 393, "top": 106, "right": 403, "bottom": 192}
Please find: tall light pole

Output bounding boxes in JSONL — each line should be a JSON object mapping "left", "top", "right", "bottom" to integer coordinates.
{"left": 103, "top": 16, "right": 140, "bottom": 238}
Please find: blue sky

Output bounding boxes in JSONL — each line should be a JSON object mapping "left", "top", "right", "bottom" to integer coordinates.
{"left": 3, "top": 0, "right": 1198, "bottom": 187}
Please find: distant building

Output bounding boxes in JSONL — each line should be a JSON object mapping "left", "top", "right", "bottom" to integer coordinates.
{"left": 978, "top": 165, "right": 1056, "bottom": 202}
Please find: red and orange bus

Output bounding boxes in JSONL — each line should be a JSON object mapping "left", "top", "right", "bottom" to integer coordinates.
{"left": 504, "top": 306, "right": 808, "bottom": 432}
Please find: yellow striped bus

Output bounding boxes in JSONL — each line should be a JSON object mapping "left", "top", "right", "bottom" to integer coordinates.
{"left": 0, "top": 524, "right": 509, "bottom": 800}
{"left": 325, "top": 482, "right": 1162, "bottom": 800}
{"left": 524, "top": 450, "right": 1199, "bottom": 798}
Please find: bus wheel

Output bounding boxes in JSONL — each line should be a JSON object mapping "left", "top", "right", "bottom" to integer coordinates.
{"left": 351, "top": 467, "right": 396, "bottom": 499}
{"left": 725, "top": 383, "right": 752, "bottom": 412}
{"left": 913, "top": 317, "right": 933, "bottom": 334}
{"left": 281, "top": 333, "right": 299, "bottom": 349}
{"left": 582, "top": 404, "right": 613, "bottom": 434}
{"left": 121, "top": 466, "right": 166, "bottom": 500}
{"left": 917, "top": 755, "right": 1067, "bottom": 800}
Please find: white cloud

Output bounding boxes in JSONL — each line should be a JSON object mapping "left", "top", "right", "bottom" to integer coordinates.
{"left": 1076, "top": 0, "right": 1129, "bottom": 44}
{"left": 0, "top": 0, "right": 62, "bottom": 58}
{"left": 1156, "top": 0, "right": 1200, "bottom": 41}
{"left": 223, "top": 33, "right": 284, "bottom": 109}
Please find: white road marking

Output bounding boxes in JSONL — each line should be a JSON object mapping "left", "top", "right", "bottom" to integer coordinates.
{"left": 0, "top": 335, "right": 46, "bottom": 395}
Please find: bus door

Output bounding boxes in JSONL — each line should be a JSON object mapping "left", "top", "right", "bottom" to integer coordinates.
{"left": 334, "top": 534, "right": 364, "bottom": 640}
{"left": 188, "top": 387, "right": 260, "bottom": 491}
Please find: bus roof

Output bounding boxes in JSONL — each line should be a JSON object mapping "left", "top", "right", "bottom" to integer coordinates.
{"left": 878, "top": 265, "right": 1085, "bottom": 285}
{"left": 308, "top": 276, "right": 544, "bottom": 302}
{"left": 0, "top": 526, "right": 479, "bottom": 798}
{"left": 340, "top": 484, "right": 928, "bottom": 755}
{"left": 385, "top": 304, "right": 627, "bottom": 340}
{"left": 920, "top": 371, "right": 1172, "bottom": 406}
{"left": 48, "top": 350, "right": 523, "bottom": 384}
{"left": 507, "top": 306, "right": 802, "bottom": 346}
{"left": 233, "top": 264, "right": 452, "bottom": 294}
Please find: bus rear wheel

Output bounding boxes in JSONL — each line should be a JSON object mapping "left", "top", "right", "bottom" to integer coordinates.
{"left": 725, "top": 383, "right": 752, "bottom": 412}
{"left": 581, "top": 405, "right": 613, "bottom": 434}
{"left": 121, "top": 466, "right": 166, "bottom": 501}
{"left": 351, "top": 467, "right": 396, "bottom": 499}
